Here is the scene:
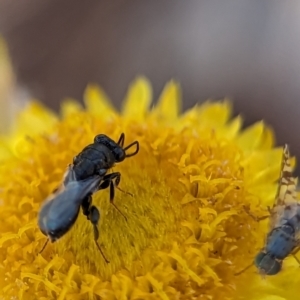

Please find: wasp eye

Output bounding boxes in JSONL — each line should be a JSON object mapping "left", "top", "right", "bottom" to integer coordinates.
{"left": 113, "top": 148, "right": 125, "bottom": 161}
{"left": 267, "top": 260, "right": 281, "bottom": 275}
{"left": 254, "top": 252, "right": 281, "bottom": 275}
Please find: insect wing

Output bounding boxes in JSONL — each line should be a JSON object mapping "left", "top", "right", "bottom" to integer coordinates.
{"left": 62, "top": 165, "right": 78, "bottom": 185}
{"left": 38, "top": 175, "right": 101, "bottom": 236}
{"left": 269, "top": 144, "right": 300, "bottom": 232}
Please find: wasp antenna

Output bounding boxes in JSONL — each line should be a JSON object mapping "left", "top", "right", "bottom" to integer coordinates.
{"left": 117, "top": 133, "right": 125, "bottom": 147}
{"left": 39, "top": 239, "right": 49, "bottom": 254}
{"left": 124, "top": 141, "right": 139, "bottom": 157}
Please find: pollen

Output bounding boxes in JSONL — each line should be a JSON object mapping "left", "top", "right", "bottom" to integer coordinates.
{"left": 0, "top": 77, "right": 297, "bottom": 299}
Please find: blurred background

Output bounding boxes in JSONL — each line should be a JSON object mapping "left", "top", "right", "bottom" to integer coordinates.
{"left": 0, "top": 0, "right": 300, "bottom": 172}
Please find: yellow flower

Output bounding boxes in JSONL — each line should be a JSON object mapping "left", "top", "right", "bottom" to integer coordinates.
{"left": 0, "top": 77, "right": 297, "bottom": 300}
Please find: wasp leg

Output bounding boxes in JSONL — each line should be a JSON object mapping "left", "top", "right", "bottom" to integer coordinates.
{"left": 98, "top": 172, "right": 129, "bottom": 220}
{"left": 114, "top": 174, "right": 133, "bottom": 197}
{"left": 100, "top": 172, "right": 133, "bottom": 197}
{"left": 81, "top": 194, "right": 92, "bottom": 216}
{"left": 291, "top": 246, "right": 300, "bottom": 265}
{"left": 81, "top": 195, "right": 109, "bottom": 263}
{"left": 243, "top": 205, "right": 269, "bottom": 222}
{"left": 39, "top": 238, "right": 49, "bottom": 254}
{"left": 89, "top": 206, "right": 110, "bottom": 263}
{"left": 234, "top": 262, "right": 254, "bottom": 276}
{"left": 98, "top": 179, "right": 110, "bottom": 191}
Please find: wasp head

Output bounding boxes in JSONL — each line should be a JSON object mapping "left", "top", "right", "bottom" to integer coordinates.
{"left": 254, "top": 251, "right": 282, "bottom": 275}
{"left": 112, "top": 147, "right": 126, "bottom": 162}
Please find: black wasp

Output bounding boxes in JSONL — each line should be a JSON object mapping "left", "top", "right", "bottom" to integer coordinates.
{"left": 38, "top": 133, "right": 139, "bottom": 262}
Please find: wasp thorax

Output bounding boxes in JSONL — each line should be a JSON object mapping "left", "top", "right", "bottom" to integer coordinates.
{"left": 94, "top": 134, "right": 116, "bottom": 147}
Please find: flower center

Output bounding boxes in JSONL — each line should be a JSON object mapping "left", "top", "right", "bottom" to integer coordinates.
{"left": 52, "top": 154, "right": 183, "bottom": 279}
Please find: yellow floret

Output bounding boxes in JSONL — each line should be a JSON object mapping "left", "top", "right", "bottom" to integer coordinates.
{"left": 0, "top": 78, "right": 296, "bottom": 300}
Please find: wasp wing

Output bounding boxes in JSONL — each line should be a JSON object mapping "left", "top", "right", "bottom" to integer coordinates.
{"left": 62, "top": 164, "right": 78, "bottom": 185}
{"left": 38, "top": 174, "right": 101, "bottom": 237}
{"left": 269, "top": 144, "right": 300, "bottom": 238}
{"left": 49, "top": 165, "right": 78, "bottom": 195}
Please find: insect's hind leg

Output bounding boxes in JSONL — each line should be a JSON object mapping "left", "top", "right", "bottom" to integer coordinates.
{"left": 243, "top": 205, "right": 270, "bottom": 222}
{"left": 100, "top": 172, "right": 133, "bottom": 197}
{"left": 98, "top": 172, "right": 131, "bottom": 220}
{"left": 81, "top": 195, "right": 109, "bottom": 263}
{"left": 291, "top": 246, "right": 300, "bottom": 266}
{"left": 39, "top": 239, "right": 49, "bottom": 254}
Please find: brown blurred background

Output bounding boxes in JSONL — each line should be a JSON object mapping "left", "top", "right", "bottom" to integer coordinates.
{"left": 0, "top": 0, "right": 300, "bottom": 171}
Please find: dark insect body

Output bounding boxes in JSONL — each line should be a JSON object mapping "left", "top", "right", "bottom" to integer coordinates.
{"left": 38, "top": 168, "right": 104, "bottom": 256}
{"left": 38, "top": 133, "right": 139, "bottom": 263}
{"left": 67, "top": 132, "right": 139, "bottom": 219}
{"left": 255, "top": 144, "right": 300, "bottom": 275}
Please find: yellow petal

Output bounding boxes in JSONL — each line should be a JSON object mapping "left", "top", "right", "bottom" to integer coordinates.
{"left": 196, "top": 99, "right": 232, "bottom": 126}
{"left": 151, "top": 80, "right": 181, "bottom": 121}
{"left": 14, "top": 101, "right": 58, "bottom": 136}
{"left": 122, "top": 76, "right": 152, "bottom": 120}
{"left": 237, "top": 121, "right": 266, "bottom": 152}
{"left": 221, "top": 115, "right": 243, "bottom": 139}
{"left": 60, "top": 98, "right": 83, "bottom": 117}
{"left": 84, "top": 84, "right": 116, "bottom": 117}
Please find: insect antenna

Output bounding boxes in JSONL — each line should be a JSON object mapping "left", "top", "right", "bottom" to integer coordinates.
{"left": 117, "top": 133, "right": 125, "bottom": 147}
{"left": 123, "top": 141, "right": 139, "bottom": 157}
{"left": 39, "top": 239, "right": 49, "bottom": 254}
